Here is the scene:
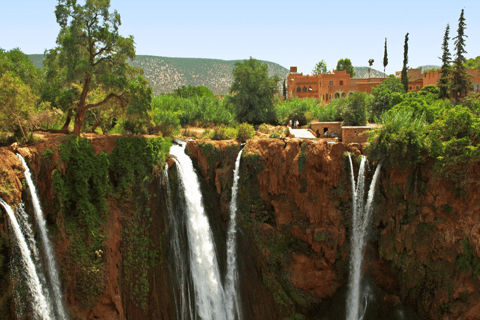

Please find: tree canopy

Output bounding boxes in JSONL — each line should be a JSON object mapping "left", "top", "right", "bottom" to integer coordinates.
{"left": 173, "top": 85, "right": 214, "bottom": 99}
{"left": 229, "top": 57, "right": 280, "bottom": 125}
{"left": 49, "top": 0, "right": 152, "bottom": 135}
{"left": 336, "top": 58, "right": 355, "bottom": 77}
{"left": 451, "top": 9, "right": 470, "bottom": 102}
{"left": 312, "top": 60, "right": 327, "bottom": 75}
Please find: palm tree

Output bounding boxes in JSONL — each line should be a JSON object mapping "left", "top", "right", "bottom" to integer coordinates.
{"left": 368, "top": 59, "right": 374, "bottom": 79}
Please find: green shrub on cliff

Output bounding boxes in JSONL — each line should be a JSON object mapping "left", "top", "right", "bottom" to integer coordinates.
{"left": 236, "top": 123, "right": 255, "bottom": 142}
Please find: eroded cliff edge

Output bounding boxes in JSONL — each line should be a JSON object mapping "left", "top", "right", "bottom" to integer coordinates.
{"left": 0, "top": 134, "right": 480, "bottom": 319}
{"left": 186, "top": 137, "right": 480, "bottom": 320}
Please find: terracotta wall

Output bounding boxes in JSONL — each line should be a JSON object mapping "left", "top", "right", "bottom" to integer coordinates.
{"left": 310, "top": 122, "right": 343, "bottom": 138}
{"left": 342, "top": 126, "right": 371, "bottom": 143}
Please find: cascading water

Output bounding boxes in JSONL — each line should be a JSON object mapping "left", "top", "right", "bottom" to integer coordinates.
{"left": 0, "top": 199, "right": 52, "bottom": 319}
{"left": 164, "top": 163, "right": 195, "bottom": 320}
{"left": 225, "top": 149, "right": 243, "bottom": 320}
{"left": 17, "top": 154, "right": 70, "bottom": 319}
{"left": 346, "top": 154, "right": 381, "bottom": 320}
{"left": 169, "top": 141, "right": 227, "bottom": 320}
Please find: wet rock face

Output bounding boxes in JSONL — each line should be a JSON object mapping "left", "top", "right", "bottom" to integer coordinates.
{"left": 187, "top": 137, "right": 480, "bottom": 319}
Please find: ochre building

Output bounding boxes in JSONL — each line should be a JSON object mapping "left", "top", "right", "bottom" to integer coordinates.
{"left": 288, "top": 66, "right": 480, "bottom": 104}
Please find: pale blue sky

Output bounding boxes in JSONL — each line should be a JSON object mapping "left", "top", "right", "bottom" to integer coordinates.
{"left": 1, "top": 0, "right": 479, "bottom": 76}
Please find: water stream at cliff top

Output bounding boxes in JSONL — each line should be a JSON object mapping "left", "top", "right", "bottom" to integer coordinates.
{"left": 169, "top": 141, "right": 227, "bottom": 320}
{"left": 0, "top": 198, "right": 52, "bottom": 319}
{"left": 346, "top": 154, "right": 381, "bottom": 320}
{"left": 225, "top": 149, "right": 243, "bottom": 320}
{"left": 17, "top": 154, "right": 70, "bottom": 320}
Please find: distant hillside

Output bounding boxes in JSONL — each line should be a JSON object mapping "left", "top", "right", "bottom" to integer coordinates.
{"left": 419, "top": 65, "right": 441, "bottom": 72}
{"left": 352, "top": 67, "right": 386, "bottom": 79}
{"left": 28, "top": 54, "right": 289, "bottom": 96}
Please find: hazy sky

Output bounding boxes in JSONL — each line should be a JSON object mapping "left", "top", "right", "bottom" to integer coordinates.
{"left": 1, "top": 0, "right": 479, "bottom": 76}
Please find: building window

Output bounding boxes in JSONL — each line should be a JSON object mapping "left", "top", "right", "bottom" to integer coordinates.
{"left": 409, "top": 86, "right": 412, "bottom": 90}
{"left": 341, "top": 92, "right": 346, "bottom": 98}
{"left": 329, "top": 94, "right": 332, "bottom": 100}
{"left": 335, "top": 93, "right": 340, "bottom": 99}
{"left": 474, "top": 83, "right": 479, "bottom": 91}
{"left": 302, "top": 86, "right": 307, "bottom": 92}
{"left": 340, "top": 80, "right": 343, "bottom": 85}
{"left": 308, "top": 86, "right": 313, "bottom": 92}
{"left": 296, "top": 86, "right": 301, "bottom": 92}
{"left": 416, "top": 86, "right": 419, "bottom": 90}
{"left": 329, "top": 81, "right": 333, "bottom": 86}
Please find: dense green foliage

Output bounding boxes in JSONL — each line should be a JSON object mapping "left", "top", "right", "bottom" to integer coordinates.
{"left": 236, "top": 123, "right": 255, "bottom": 143}
{"left": 438, "top": 24, "right": 452, "bottom": 99}
{"left": 451, "top": 9, "right": 471, "bottom": 102}
{"left": 49, "top": 0, "right": 152, "bottom": 135}
{"left": 402, "top": 33, "right": 410, "bottom": 93}
{"left": 173, "top": 84, "right": 214, "bottom": 98}
{"left": 371, "top": 76, "right": 405, "bottom": 119}
{"left": 341, "top": 91, "right": 371, "bottom": 126}
{"left": 51, "top": 135, "right": 171, "bottom": 310}
{"left": 336, "top": 58, "right": 355, "bottom": 77}
{"left": 229, "top": 57, "right": 280, "bottom": 125}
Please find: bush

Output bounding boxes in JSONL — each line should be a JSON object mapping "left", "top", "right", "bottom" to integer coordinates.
{"left": 341, "top": 91, "right": 370, "bottom": 126}
{"left": 202, "top": 126, "right": 237, "bottom": 140}
{"left": 236, "top": 123, "right": 255, "bottom": 142}
{"left": 366, "top": 109, "right": 428, "bottom": 171}
{"left": 149, "top": 109, "right": 180, "bottom": 137}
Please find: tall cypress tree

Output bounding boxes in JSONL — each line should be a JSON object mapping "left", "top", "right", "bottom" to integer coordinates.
{"left": 383, "top": 38, "right": 388, "bottom": 76}
{"left": 438, "top": 24, "right": 451, "bottom": 99}
{"left": 451, "top": 9, "right": 470, "bottom": 102}
{"left": 401, "top": 33, "right": 409, "bottom": 93}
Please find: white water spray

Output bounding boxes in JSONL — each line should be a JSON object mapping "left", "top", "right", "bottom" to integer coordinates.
{"left": 170, "top": 142, "right": 227, "bottom": 320}
{"left": 225, "top": 149, "right": 243, "bottom": 320}
{"left": 164, "top": 164, "right": 194, "bottom": 320}
{"left": 346, "top": 155, "right": 381, "bottom": 320}
{"left": 0, "top": 199, "right": 52, "bottom": 319}
{"left": 17, "top": 154, "right": 70, "bottom": 319}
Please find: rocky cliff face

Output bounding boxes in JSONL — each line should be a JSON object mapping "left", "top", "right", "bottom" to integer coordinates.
{"left": 186, "top": 137, "right": 480, "bottom": 320}
{"left": 1, "top": 134, "right": 480, "bottom": 319}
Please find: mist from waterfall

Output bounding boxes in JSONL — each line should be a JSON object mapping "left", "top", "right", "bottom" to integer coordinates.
{"left": 17, "top": 154, "right": 70, "bottom": 319}
{"left": 225, "top": 149, "right": 243, "bottom": 320}
{"left": 346, "top": 154, "right": 381, "bottom": 320}
{"left": 0, "top": 199, "right": 53, "bottom": 319}
{"left": 169, "top": 141, "right": 227, "bottom": 320}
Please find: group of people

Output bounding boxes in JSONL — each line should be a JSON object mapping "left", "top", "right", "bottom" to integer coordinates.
{"left": 288, "top": 120, "right": 300, "bottom": 128}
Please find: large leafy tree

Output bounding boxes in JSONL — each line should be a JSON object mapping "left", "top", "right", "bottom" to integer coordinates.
{"left": 438, "top": 24, "right": 452, "bottom": 99}
{"left": 0, "top": 72, "right": 37, "bottom": 141}
{"left": 451, "top": 9, "right": 471, "bottom": 102}
{"left": 0, "top": 48, "right": 43, "bottom": 96}
{"left": 401, "top": 33, "right": 409, "bottom": 93}
{"left": 50, "top": 0, "right": 152, "bottom": 135}
{"left": 229, "top": 57, "right": 280, "bottom": 125}
{"left": 371, "top": 76, "right": 404, "bottom": 118}
{"left": 312, "top": 60, "right": 327, "bottom": 75}
{"left": 336, "top": 58, "right": 355, "bottom": 77}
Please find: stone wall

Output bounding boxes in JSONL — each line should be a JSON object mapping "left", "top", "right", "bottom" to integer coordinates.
{"left": 342, "top": 126, "right": 370, "bottom": 143}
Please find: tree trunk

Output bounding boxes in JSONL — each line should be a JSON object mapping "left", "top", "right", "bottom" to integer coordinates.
{"left": 16, "top": 118, "right": 27, "bottom": 142}
{"left": 73, "top": 108, "right": 86, "bottom": 136}
{"left": 61, "top": 109, "right": 73, "bottom": 131}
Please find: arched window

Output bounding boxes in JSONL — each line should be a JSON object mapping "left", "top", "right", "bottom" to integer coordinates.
{"left": 335, "top": 93, "right": 340, "bottom": 99}
{"left": 308, "top": 86, "right": 313, "bottom": 92}
{"left": 303, "top": 86, "right": 307, "bottom": 92}
{"left": 296, "top": 86, "right": 301, "bottom": 92}
{"left": 341, "top": 92, "right": 346, "bottom": 98}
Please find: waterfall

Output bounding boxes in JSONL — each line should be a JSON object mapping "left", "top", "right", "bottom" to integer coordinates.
{"left": 0, "top": 199, "right": 52, "bottom": 319}
{"left": 225, "top": 149, "right": 243, "bottom": 320}
{"left": 164, "top": 163, "right": 195, "bottom": 320}
{"left": 17, "top": 154, "right": 70, "bottom": 319}
{"left": 169, "top": 142, "right": 227, "bottom": 320}
{"left": 346, "top": 154, "right": 381, "bottom": 320}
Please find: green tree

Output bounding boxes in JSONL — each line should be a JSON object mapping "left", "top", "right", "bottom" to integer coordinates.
{"left": 341, "top": 91, "right": 369, "bottom": 126}
{"left": 451, "top": 9, "right": 471, "bottom": 102}
{"left": 368, "top": 59, "right": 374, "bottom": 79}
{"left": 383, "top": 38, "right": 388, "bottom": 76}
{"left": 0, "top": 48, "right": 43, "bottom": 95}
{"left": 173, "top": 84, "right": 214, "bottom": 99}
{"left": 401, "top": 33, "right": 410, "bottom": 93}
{"left": 336, "top": 58, "right": 355, "bottom": 77}
{"left": 51, "top": 0, "right": 152, "bottom": 135}
{"left": 464, "top": 56, "right": 480, "bottom": 69}
{"left": 438, "top": 24, "right": 452, "bottom": 99}
{"left": 0, "top": 72, "right": 37, "bottom": 141}
{"left": 312, "top": 60, "right": 327, "bottom": 75}
{"left": 371, "top": 76, "right": 404, "bottom": 118}
{"left": 229, "top": 57, "right": 280, "bottom": 125}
